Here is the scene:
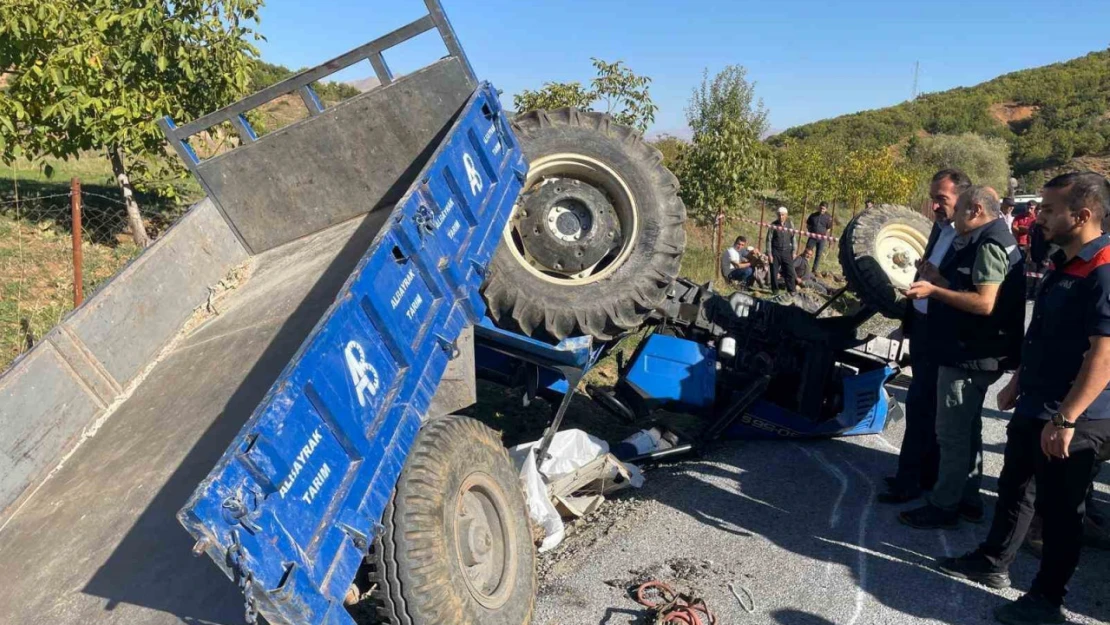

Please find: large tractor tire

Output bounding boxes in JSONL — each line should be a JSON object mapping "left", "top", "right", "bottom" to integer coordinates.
{"left": 369, "top": 416, "right": 536, "bottom": 625}
{"left": 482, "top": 108, "right": 687, "bottom": 341}
{"left": 838, "top": 204, "right": 932, "bottom": 319}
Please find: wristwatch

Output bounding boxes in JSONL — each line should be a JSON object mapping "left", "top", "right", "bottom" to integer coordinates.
{"left": 1051, "top": 412, "right": 1077, "bottom": 429}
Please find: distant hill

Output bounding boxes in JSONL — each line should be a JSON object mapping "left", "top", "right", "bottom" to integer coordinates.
{"left": 345, "top": 76, "right": 382, "bottom": 93}
{"left": 773, "top": 49, "right": 1110, "bottom": 176}
{"left": 248, "top": 60, "right": 361, "bottom": 103}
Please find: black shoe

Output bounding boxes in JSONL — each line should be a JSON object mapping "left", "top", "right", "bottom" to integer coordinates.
{"left": 899, "top": 504, "right": 959, "bottom": 529}
{"left": 994, "top": 592, "right": 1065, "bottom": 624}
{"left": 878, "top": 487, "right": 922, "bottom": 504}
{"left": 938, "top": 550, "right": 1010, "bottom": 589}
{"left": 960, "top": 501, "right": 986, "bottom": 524}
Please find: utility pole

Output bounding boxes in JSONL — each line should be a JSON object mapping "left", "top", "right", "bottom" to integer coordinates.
{"left": 911, "top": 61, "right": 920, "bottom": 100}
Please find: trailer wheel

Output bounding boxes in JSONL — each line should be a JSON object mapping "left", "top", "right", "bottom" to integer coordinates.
{"left": 482, "top": 108, "right": 687, "bottom": 341}
{"left": 368, "top": 416, "right": 535, "bottom": 625}
{"left": 838, "top": 204, "right": 932, "bottom": 319}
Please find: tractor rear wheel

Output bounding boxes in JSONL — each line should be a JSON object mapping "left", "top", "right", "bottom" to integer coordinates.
{"left": 482, "top": 108, "right": 686, "bottom": 341}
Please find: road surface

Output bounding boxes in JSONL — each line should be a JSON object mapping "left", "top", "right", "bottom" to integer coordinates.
{"left": 533, "top": 375, "right": 1110, "bottom": 625}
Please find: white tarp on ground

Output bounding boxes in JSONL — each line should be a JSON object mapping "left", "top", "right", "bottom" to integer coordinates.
{"left": 510, "top": 429, "right": 643, "bottom": 552}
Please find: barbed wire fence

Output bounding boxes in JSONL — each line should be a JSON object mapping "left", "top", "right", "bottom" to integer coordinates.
{"left": 0, "top": 178, "right": 152, "bottom": 367}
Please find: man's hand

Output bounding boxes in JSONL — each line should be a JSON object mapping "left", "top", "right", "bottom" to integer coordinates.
{"left": 918, "top": 261, "right": 947, "bottom": 287}
{"left": 905, "top": 281, "right": 935, "bottom": 300}
{"left": 1041, "top": 421, "right": 1075, "bottom": 460}
{"left": 997, "top": 376, "right": 1020, "bottom": 411}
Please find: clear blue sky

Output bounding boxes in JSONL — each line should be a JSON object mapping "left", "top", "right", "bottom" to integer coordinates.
{"left": 255, "top": 0, "right": 1110, "bottom": 137}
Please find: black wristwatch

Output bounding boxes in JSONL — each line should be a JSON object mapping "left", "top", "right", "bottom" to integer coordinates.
{"left": 1051, "top": 412, "right": 1077, "bottom": 429}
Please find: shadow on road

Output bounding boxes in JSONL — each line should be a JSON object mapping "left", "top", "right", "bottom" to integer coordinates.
{"left": 632, "top": 433, "right": 1110, "bottom": 625}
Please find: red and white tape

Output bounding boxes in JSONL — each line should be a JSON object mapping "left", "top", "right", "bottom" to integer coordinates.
{"left": 733, "top": 217, "right": 839, "bottom": 242}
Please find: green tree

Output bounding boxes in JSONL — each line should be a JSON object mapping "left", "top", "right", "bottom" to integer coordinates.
{"left": 512, "top": 58, "right": 658, "bottom": 132}
{"left": 678, "top": 66, "right": 773, "bottom": 223}
{"left": 686, "top": 65, "right": 769, "bottom": 138}
{"left": 0, "top": 0, "right": 262, "bottom": 246}
{"left": 905, "top": 133, "right": 1011, "bottom": 203}
{"left": 649, "top": 134, "right": 689, "bottom": 173}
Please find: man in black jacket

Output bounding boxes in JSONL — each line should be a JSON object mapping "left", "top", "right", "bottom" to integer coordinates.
{"left": 805, "top": 202, "right": 833, "bottom": 272}
{"left": 880, "top": 169, "right": 971, "bottom": 504}
{"left": 900, "top": 185, "right": 1026, "bottom": 529}
{"left": 766, "top": 206, "right": 797, "bottom": 295}
{"left": 938, "top": 172, "right": 1110, "bottom": 624}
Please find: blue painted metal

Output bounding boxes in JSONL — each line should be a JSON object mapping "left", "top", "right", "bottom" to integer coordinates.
{"left": 727, "top": 365, "right": 895, "bottom": 440}
{"left": 623, "top": 334, "right": 717, "bottom": 410}
{"left": 179, "top": 84, "right": 525, "bottom": 625}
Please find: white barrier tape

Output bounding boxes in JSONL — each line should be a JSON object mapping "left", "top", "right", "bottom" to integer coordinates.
{"left": 733, "top": 216, "right": 839, "bottom": 242}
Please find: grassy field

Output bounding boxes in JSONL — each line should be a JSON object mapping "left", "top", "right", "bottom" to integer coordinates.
{"left": 0, "top": 157, "right": 198, "bottom": 366}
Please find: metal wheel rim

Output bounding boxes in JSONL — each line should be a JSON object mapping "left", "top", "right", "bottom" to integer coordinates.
{"left": 874, "top": 223, "right": 928, "bottom": 289}
{"left": 454, "top": 472, "right": 516, "bottom": 608}
{"left": 504, "top": 153, "right": 639, "bottom": 285}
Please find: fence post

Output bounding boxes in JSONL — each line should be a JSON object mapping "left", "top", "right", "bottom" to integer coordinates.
{"left": 714, "top": 209, "right": 724, "bottom": 269}
{"left": 758, "top": 199, "right": 766, "bottom": 250}
{"left": 71, "top": 177, "right": 83, "bottom": 307}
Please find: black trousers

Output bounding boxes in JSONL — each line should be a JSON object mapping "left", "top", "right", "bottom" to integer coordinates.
{"left": 806, "top": 238, "right": 827, "bottom": 272}
{"left": 893, "top": 312, "right": 940, "bottom": 492}
{"left": 770, "top": 249, "right": 797, "bottom": 294}
{"left": 982, "top": 414, "right": 1110, "bottom": 604}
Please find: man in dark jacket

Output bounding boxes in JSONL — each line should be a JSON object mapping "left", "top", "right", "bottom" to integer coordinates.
{"left": 805, "top": 202, "right": 833, "bottom": 272}
{"left": 766, "top": 206, "right": 797, "bottom": 295}
{"left": 938, "top": 172, "right": 1110, "bottom": 624}
{"left": 900, "top": 185, "right": 1026, "bottom": 529}
{"left": 880, "top": 169, "right": 971, "bottom": 505}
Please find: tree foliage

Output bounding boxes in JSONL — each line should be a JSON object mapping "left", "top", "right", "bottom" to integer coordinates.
{"left": 905, "top": 133, "right": 1011, "bottom": 201}
{"left": 0, "top": 0, "right": 262, "bottom": 244}
{"left": 513, "top": 58, "right": 658, "bottom": 132}
{"left": 773, "top": 49, "right": 1110, "bottom": 175}
{"left": 677, "top": 66, "right": 774, "bottom": 223}
{"left": 686, "top": 65, "right": 769, "bottom": 139}
{"left": 249, "top": 60, "right": 361, "bottom": 103}
{"left": 775, "top": 139, "right": 917, "bottom": 214}
{"left": 649, "top": 134, "right": 689, "bottom": 173}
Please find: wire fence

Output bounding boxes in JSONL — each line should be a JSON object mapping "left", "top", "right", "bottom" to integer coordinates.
{"left": 0, "top": 179, "right": 160, "bottom": 368}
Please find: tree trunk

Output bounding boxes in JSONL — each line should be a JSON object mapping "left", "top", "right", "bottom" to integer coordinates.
{"left": 109, "top": 147, "right": 151, "bottom": 248}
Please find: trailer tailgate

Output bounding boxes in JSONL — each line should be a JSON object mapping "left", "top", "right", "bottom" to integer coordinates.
{"left": 179, "top": 84, "right": 524, "bottom": 625}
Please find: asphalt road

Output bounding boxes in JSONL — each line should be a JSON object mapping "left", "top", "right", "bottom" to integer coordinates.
{"left": 532, "top": 373, "right": 1110, "bottom": 625}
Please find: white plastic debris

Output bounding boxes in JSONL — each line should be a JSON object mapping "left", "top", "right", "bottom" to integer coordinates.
{"left": 514, "top": 446, "right": 565, "bottom": 552}
{"left": 510, "top": 429, "right": 609, "bottom": 479}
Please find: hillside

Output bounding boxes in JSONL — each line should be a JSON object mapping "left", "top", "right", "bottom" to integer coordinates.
{"left": 774, "top": 49, "right": 1110, "bottom": 177}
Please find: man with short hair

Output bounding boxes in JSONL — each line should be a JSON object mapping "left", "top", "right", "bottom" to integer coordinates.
{"left": 766, "top": 206, "right": 797, "bottom": 295}
{"left": 1002, "top": 197, "right": 1016, "bottom": 229}
{"left": 1013, "top": 200, "right": 1038, "bottom": 257}
{"left": 793, "top": 248, "right": 832, "bottom": 296}
{"left": 880, "top": 169, "right": 971, "bottom": 504}
{"left": 805, "top": 202, "right": 833, "bottom": 272}
{"left": 939, "top": 172, "right": 1110, "bottom": 624}
{"left": 721, "top": 235, "right": 754, "bottom": 286}
{"left": 865, "top": 199, "right": 875, "bottom": 211}
{"left": 900, "top": 185, "right": 1026, "bottom": 529}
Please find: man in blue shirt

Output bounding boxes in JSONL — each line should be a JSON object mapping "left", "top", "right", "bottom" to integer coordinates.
{"left": 938, "top": 172, "right": 1110, "bottom": 624}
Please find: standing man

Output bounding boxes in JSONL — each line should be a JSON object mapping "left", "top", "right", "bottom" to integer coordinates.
{"left": 721, "top": 235, "right": 754, "bottom": 286}
{"left": 1001, "top": 197, "right": 1016, "bottom": 229}
{"left": 805, "top": 202, "right": 834, "bottom": 272}
{"left": 1013, "top": 200, "right": 1038, "bottom": 259}
{"left": 879, "top": 169, "right": 970, "bottom": 504}
{"left": 766, "top": 206, "right": 797, "bottom": 295}
{"left": 938, "top": 172, "right": 1110, "bottom": 624}
{"left": 900, "top": 185, "right": 1025, "bottom": 528}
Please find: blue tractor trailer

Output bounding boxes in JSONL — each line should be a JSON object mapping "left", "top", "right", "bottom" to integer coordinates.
{"left": 0, "top": 2, "right": 931, "bottom": 624}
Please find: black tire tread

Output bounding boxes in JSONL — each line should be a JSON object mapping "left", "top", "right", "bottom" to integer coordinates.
{"left": 482, "top": 108, "right": 687, "bottom": 340}
{"left": 838, "top": 204, "right": 932, "bottom": 319}
{"left": 367, "top": 416, "right": 536, "bottom": 625}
